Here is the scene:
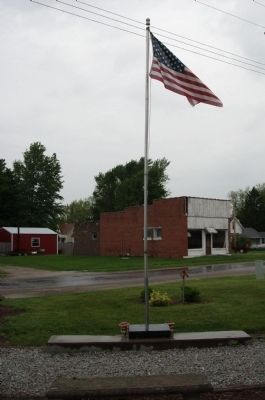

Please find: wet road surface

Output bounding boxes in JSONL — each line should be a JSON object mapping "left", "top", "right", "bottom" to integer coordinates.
{"left": 0, "top": 262, "right": 256, "bottom": 298}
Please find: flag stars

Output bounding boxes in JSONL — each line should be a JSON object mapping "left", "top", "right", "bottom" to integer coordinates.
{"left": 151, "top": 34, "right": 185, "bottom": 73}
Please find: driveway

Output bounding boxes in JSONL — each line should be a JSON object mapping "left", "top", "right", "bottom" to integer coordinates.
{"left": 0, "top": 262, "right": 256, "bottom": 298}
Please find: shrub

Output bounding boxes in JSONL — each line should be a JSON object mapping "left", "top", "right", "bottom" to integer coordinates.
{"left": 149, "top": 290, "right": 170, "bottom": 307}
{"left": 232, "top": 234, "right": 250, "bottom": 253}
{"left": 140, "top": 287, "right": 153, "bottom": 302}
{"left": 182, "top": 286, "right": 201, "bottom": 303}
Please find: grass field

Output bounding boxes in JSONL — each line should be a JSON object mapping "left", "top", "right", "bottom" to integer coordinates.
{"left": 0, "top": 251, "right": 265, "bottom": 272}
{"left": 1, "top": 275, "right": 264, "bottom": 346}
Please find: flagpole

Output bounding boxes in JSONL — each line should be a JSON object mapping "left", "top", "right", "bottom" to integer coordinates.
{"left": 144, "top": 17, "right": 150, "bottom": 331}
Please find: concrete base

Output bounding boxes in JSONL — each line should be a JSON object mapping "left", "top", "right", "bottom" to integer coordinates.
{"left": 128, "top": 323, "right": 172, "bottom": 339}
{"left": 48, "top": 330, "right": 251, "bottom": 350}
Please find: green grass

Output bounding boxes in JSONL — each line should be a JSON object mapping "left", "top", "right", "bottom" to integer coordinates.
{"left": 1, "top": 275, "right": 265, "bottom": 346}
{"left": 0, "top": 251, "right": 265, "bottom": 272}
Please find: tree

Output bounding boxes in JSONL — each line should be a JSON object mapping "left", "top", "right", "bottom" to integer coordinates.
{"left": 92, "top": 157, "right": 170, "bottom": 220}
{"left": 13, "top": 142, "right": 64, "bottom": 229}
{"left": 229, "top": 185, "right": 265, "bottom": 231}
{"left": 0, "top": 159, "right": 21, "bottom": 226}
{"left": 62, "top": 197, "right": 94, "bottom": 223}
{"left": 229, "top": 187, "right": 249, "bottom": 217}
{"left": 238, "top": 187, "right": 265, "bottom": 231}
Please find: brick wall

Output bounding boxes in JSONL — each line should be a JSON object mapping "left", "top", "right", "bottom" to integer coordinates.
{"left": 73, "top": 222, "right": 100, "bottom": 256}
{"left": 100, "top": 197, "right": 188, "bottom": 258}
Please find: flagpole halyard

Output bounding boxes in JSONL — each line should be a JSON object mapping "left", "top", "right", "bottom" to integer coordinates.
{"left": 144, "top": 17, "right": 150, "bottom": 331}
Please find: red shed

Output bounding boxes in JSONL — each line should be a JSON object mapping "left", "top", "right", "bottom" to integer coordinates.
{"left": 0, "top": 227, "right": 58, "bottom": 255}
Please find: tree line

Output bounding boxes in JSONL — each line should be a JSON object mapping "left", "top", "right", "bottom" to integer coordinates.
{"left": 62, "top": 157, "right": 170, "bottom": 223}
{"left": 0, "top": 142, "right": 169, "bottom": 229}
{"left": 2, "top": 141, "right": 265, "bottom": 231}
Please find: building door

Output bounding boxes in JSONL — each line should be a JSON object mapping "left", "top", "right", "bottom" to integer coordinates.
{"left": 206, "top": 234, "right": 211, "bottom": 255}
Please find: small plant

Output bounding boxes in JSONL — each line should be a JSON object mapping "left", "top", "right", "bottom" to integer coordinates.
{"left": 140, "top": 287, "right": 154, "bottom": 302}
{"left": 149, "top": 290, "right": 170, "bottom": 307}
{"left": 182, "top": 286, "right": 201, "bottom": 303}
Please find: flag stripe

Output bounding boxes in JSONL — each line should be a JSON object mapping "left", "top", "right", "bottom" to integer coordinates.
{"left": 151, "top": 59, "right": 217, "bottom": 96}
{"left": 150, "top": 58, "right": 222, "bottom": 106}
{"left": 151, "top": 74, "right": 221, "bottom": 106}
{"left": 150, "top": 72, "right": 222, "bottom": 107}
{"left": 153, "top": 60, "right": 211, "bottom": 90}
{"left": 150, "top": 33, "right": 223, "bottom": 107}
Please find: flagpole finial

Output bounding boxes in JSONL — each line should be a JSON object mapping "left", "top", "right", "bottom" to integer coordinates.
{"left": 146, "top": 18, "right": 150, "bottom": 27}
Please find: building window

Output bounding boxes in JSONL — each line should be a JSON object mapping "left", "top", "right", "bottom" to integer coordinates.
{"left": 31, "top": 237, "right": 40, "bottom": 247}
{"left": 188, "top": 230, "right": 202, "bottom": 249}
{"left": 145, "top": 227, "right": 162, "bottom": 240}
{"left": 212, "top": 230, "right": 226, "bottom": 248}
{"left": 153, "top": 228, "right": 162, "bottom": 240}
{"left": 91, "top": 232, "right": 98, "bottom": 240}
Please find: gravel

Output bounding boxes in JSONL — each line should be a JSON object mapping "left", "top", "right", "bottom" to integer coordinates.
{"left": 1, "top": 339, "right": 265, "bottom": 397}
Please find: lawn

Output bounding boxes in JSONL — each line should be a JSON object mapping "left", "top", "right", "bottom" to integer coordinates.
{"left": 1, "top": 275, "right": 264, "bottom": 346}
{"left": 0, "top": 251, "right": 265, "bottom": 272}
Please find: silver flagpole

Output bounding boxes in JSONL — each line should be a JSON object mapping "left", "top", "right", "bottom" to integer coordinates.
{"left": 144, "top": 17, "right": 150, "bottom": 331}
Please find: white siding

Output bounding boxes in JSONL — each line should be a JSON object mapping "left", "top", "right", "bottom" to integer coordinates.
{"left": 187, "top": 198, "right": 232, "bottom": 218}
{"left": 188, "top": 217, "right": 229, "bottom": 230}
{"left": 186, "top": 198, "right": 231, "bottom": 257}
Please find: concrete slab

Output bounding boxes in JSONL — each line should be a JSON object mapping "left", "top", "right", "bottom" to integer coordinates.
{"left": 48, "top": 330, "right": 251, "bottom": 350}
{"left": 47, "top": 374, "right": 213, "bottom": 399}
{"left": 172, "top": 330, "right": 251, "bottom": 346}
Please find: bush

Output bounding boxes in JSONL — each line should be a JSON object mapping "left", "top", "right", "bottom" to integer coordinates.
{"left": 149, "top": 290, "right": 170, "bottom": 307}
{"left": 232, "top": 234, "right": 250, "bottom": 253}
{"left": 182, "top": 286, "right": 201, "bottom": 303}
{"left": 140, "top": 287, "right": 153, "bottom": 302}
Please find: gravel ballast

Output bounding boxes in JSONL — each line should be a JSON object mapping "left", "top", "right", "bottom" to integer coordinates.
{"left": 1, "top": 339, "right": 265, "bottom": 397}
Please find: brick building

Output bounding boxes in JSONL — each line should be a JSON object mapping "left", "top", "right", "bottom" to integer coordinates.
{"left": 100, "top": 196, "right": 232, "bottom": 258}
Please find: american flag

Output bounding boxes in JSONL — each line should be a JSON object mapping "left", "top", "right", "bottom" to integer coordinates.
{"left": 150, "top": 33, "right": 223, "bottom": 107}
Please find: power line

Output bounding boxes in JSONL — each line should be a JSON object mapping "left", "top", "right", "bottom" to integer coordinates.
{"left": 76, "top": 0, "right": 145, "bottom": 27}
{"left": 168, "top": 43, "right": 265, "bottom": 76}
{"left": 152, "top": 30, "right": 265, "bottom": 72}
{"left": 193, "top": 0, "right": 265, "bottom": 29}
{"left": 76, "top": 0, "right": 265, "bottom": 67}
{"left": 58, "top": 0, "right": 265, "bottom": 70}
{"left": 29, "top": 0, "right": 265, "bottom": 76}
{"left": 252, "top": 0, "right": 265, "bottom": 9}
{"left": 29, "top": 0, "right": 144, "bottom": 38}
{"left": 56, "top": 0, "right": 144, "bottom": 32}
{"left": 152, "top": 25, "right": 265, "bottom": 67}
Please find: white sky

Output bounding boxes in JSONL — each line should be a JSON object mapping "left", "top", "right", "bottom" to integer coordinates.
{"left": 1, "top": 0, "right": 265, "bottom": 204}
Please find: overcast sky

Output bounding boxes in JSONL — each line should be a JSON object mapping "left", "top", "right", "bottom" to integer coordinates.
{"left": 1, "top": 0, "right": 265, "bottom": 204}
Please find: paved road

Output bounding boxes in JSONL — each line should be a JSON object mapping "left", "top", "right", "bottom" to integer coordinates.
{"left": 0, "top": 262, "right": 257, "bottom": 298}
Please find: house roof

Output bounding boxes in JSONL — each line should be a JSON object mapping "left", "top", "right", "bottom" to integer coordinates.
{"left": 2, "top": 227, "right": 57, "bottom": 235}
{"left": 243, "top": 227, "right": 260, "bottom": 239}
